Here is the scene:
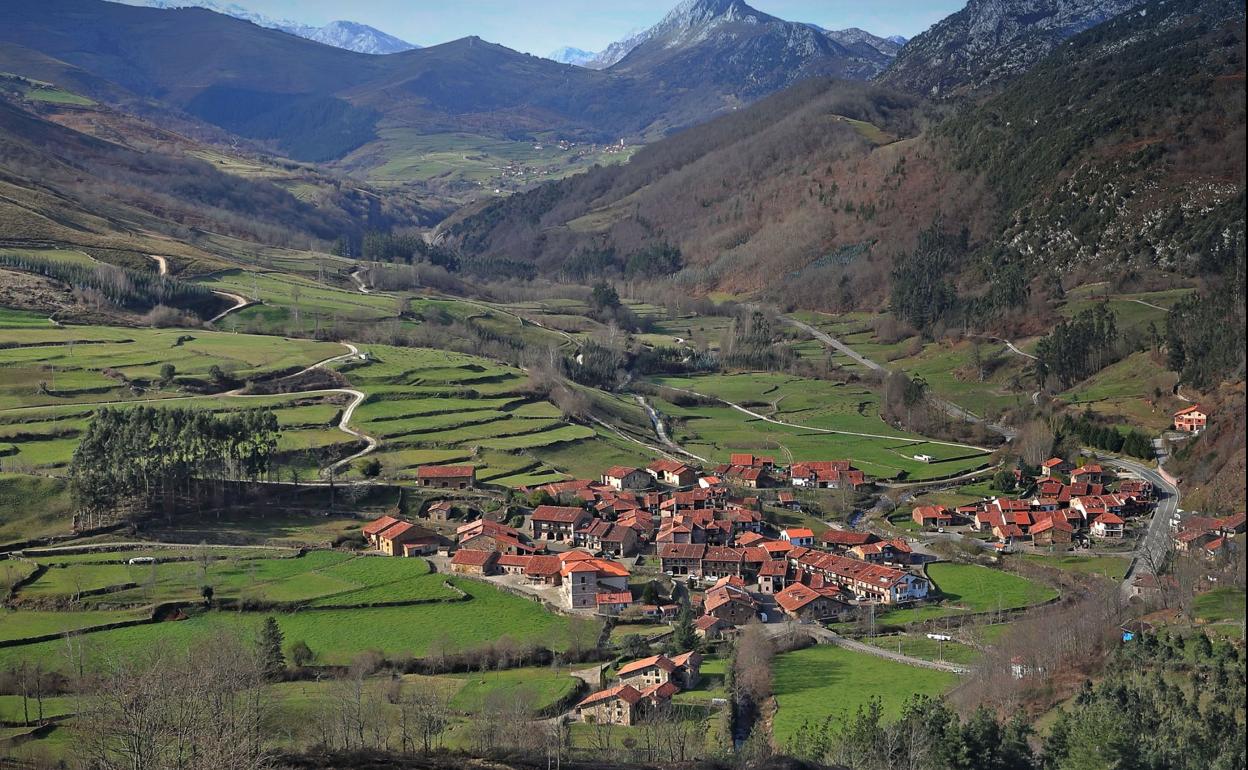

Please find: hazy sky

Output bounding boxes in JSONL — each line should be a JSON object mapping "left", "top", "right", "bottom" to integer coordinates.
{"left": 229, "top": 1, "right": 964, "bottom": 55}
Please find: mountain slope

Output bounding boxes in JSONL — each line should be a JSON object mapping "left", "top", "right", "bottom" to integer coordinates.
{"left": 448, "top": 0, "right": 1244, "bottom": 315}
{"left": 114, "top": 0, "right": 418, "bottom": 54}
{"left": 0, "top": 0, "right": 891, "bottom": 164}
{"left": 547, "top": 47, "right": 596, "bottom": 66}
{"left": 604, "top": 0, "right": 895, "bottom": 99}
{"left": 879, "top": 0, "right": 1146, "bottom": 96}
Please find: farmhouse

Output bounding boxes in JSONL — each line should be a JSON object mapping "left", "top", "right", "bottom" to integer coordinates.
{"left": 616, "top": 653, "right": 698, "bottom": 689}
{"left": 781, "top": 528, "right": 815, "bottom": 547}
{"left": 647, "top": 459, "right": 698, "bottom": 487}
{"left": 559, "top": 553, "right": 631, "bottom": 610}
{"left": 602, "top": 465, "right": 651, "bottom": 491}
{"left": 774, "top": 582, "right": 847, "bottom": 622}
{"left": 912, "top": 505, "right": 954, "bottom": 529}
{"left": 576, "top": 684, "right": 644, "bottom": 726}
{"left": 450, "top": 548, "right": 498, "bottom": 576}
{"left": 790, "top": 461, "right": 866, "bottom": 490}
{"left": 425, "top": 500, "right": 456, "bottom": 522}
{"left": 818, "top": 529, "right": 878, "bottom": 552}
{"left": 1173, "top": 404, "right": 1208, "bottom": 433}
{"left": 694, "top": 614, "right": 726, "bottom": 640}
{"left": 659, "top": 542, "right": 706, "bottom": 575}
{"left": 1070, "top": 464, "right": 1106, "bottom": 485}
{"left": 415, "top": 465, "right": 476, "bottom": 489}
{"left": 575, "top": 519, "right": 640, "bottom": 556}
{"left": 530, "top": 505, "right": 591, "bottom": 542}
{"left": 1090, "top": 512, "right": 1125, "bottom": 538}
{"left": 363, "top": 517, "right": 439, "bottom": 556}
{"left": 1040, "top": 458, "right": 1073, "bottom": 477}
{"left": 757, "top": 559, "right": 790, "bottom": 594}
{"left": 703, "top": 577, "right": 758, "bottom": 624}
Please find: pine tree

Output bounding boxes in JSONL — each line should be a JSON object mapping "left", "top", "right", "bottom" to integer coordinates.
{"left": 260, "top": 616, "right": 286, "bottom": 680}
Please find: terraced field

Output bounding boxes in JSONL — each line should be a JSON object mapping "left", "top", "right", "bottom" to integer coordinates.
{"left": 336, "top": 344, "right": 652, "bottom": 483}
{"left": 645, "top": 373, "right": 991, "bottom": 480}
{"left": 0, "top": 574, "right": 573, "bottom": 670}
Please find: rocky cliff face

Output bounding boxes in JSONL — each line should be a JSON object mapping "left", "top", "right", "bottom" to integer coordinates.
{"left": 878, "top": 0, "right": 1145, "bottom": 96}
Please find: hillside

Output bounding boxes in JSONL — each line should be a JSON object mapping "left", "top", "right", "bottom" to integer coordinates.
{"left": 0, "top": 0, "right": 899, "bottom": 167}
{"left": 878, "top": 0, "right": 1146, "bottom": 97}
{"left": 0, "top": 82, "right": 440, "bottom": 266}
{"left": 449, "top": 0, "right": 1245, "bottom": 319}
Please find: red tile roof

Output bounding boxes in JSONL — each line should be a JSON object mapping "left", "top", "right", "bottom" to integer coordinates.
{"left": 531, "top": 505, "right": 589, "bottom": 523}
{"left": 451, "top": 549, "right": 496, "bottom": 566}
{"left": 416, "top": 465, "right": 475, "bottom": 478}
{"left": 362, "top": 515, "right": 401, "bottom": 537}
{"left": 618, "top": 655, "right": 677, "bottom": 676}
{"left": 577, "top": 684, "right": 642, "bottom": 708}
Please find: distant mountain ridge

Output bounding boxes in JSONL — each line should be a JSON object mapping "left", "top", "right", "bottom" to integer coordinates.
{"left": 112, "top": 0, "right": 418, "bottom": 54}
{"left": 878, "top": 0, "right": 1146, "bottom": 96}
{"left": 571, "top": 0, "right": 900, "bottom": 77}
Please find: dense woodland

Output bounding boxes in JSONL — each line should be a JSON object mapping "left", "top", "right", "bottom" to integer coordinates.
{"left": 68, "top": 407, "right": 279, "bottom": 526}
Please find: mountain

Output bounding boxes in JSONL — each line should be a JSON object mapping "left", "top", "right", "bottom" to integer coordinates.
{"left": 299, "top": 20, "right": 418, "bottom": 55}
{"left": 112, "top": 0, "right": 418, "bottom": 54}
{"left": 447, "top": 0, "right": 1244, "bottom": 311}
{"left": 597, "top": 0, "right": 896, "bottom": 89}
{"left": 584, "top": 29, "right": 650, "bottom": 69}
{"left": 822, "top": 27, "right": 904, "bottom": 57}
{"left": 878, "top": 0, "right": 1146, "bottom": 96}
{"left": 0, "top": 0, "right": 899, "bottom": 165}
{"left": 547, "top": 46, "right": 597, "bottom": 66}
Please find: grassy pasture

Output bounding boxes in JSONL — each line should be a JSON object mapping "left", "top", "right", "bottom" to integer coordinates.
{"left": 650, "top": 392, "right": 988, "bottom": 481}
{"left": 1022, "top": 554, "right": 1130, "bottom": 581}
{"left": 14, "top": 551, "right": 460, "bottom": 608}
{"left": 862, "top": 633, "right": 981, "bottom": 666}
{"left": 0, "top": 578, "right": 572, "bottom": 670}
{"left": 1194, "top": 588, "right": 1246, "bottom": 623}
{"left": 926, "top": 563, "right": 1057, "bottom": 613}
{"left": 771, "top": 645, "right": 957, "bottom": 747}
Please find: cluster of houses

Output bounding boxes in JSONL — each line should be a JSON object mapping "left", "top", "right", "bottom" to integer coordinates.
{"left": 907, "top": 460, "right": 1158, "bottom": 548}
{"left": 360, "top": 454, "right": 939, "bottom": 627}
{"left": 576, "top": 652, "right": 702, "bottom": 726}
{"left": 1171, "top": 512, "right": 1245, "bottom": 560}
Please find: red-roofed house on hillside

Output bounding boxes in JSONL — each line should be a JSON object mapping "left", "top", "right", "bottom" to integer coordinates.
{"left": 450, "top": 548, "right": 499, "bottom": 576}
{"left": 912, "top": 505, "right": 954, "bottom": 529}
{"left": 730, "top": 454, "right": 776, "bottom": 469}
{"left": 647, "top": 459, "right": 698, "bottom": 487}
{"left": 1090, "top": 513, "right": 1125, "bottom": 539}
{"left": 416, "top": 465, "right": 476, "bottom": 489}
{"left": 790, "top": 461, "right": 865, "bottom": 490}
{"left": 363, "top": 517, "right": 438, "bottom": 556}
{"left": 602, "top": 466, "right": 652, "bottom": 491}
{"left": 576, "top": 684, "right": 645, "bottom": 725}
{"left": 560, "top": 555, "right": 631, "bottom": 610}
{"left": 781, "top": 528, "right": 815, "bottom": 547}
{"left": 774, "top": 582, "right": 847, "bottom": 622}
{"left": 530, "top": 505, "right": 591, "bottom": 542}
{"left": 1173, "top": 404, "right": 1208, "bottom": 433}
{"left": 1071, "top": 464, "right": 1107, "bottom": 485}
{"left": 819, "top": 529, "right": 878, "bottom": 552}
{"left": 1040, "top": 458, "right": 1072, "bottom": 477}
{"left": 362, "top": 516, "right": 401, "bottom": 548}
{"left": 659, "top": 543, "right": 706, "bottom": 576}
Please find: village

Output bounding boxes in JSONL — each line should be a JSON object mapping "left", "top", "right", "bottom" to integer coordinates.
{"left": 352, "top": 447, "right": 1195, "bottom": 725}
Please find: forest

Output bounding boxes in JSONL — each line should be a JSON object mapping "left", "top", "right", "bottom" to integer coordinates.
{"left": 68, "top": 407, "right": 280, "bottom": 526}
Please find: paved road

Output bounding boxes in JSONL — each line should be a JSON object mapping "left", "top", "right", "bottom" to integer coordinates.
{"left": 1096, "top": 454, "right": 1181, "bottom": 593}
{"left": 783, "top": 315, "right": 1017, "bottom": 440}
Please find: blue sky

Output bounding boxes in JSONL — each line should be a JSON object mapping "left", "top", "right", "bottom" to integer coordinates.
{"left": 235, "top": 1, "right": 964, "bottom": 55}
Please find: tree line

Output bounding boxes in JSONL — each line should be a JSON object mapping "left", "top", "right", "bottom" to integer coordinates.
{"left": 0, "top": 254, "right": 221, "bottom": 318}
{"left": 69, "top": 406, "right": 279, "bottom": 525}
{"left": 1033, "top": 304, "right": 1119, "bottom": 391}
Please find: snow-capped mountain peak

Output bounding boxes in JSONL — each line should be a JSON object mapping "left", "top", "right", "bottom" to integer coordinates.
{"left": 110, "top": 0, "right": 418, "bottom": 54}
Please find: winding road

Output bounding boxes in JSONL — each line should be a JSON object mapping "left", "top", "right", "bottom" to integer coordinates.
{"left": 784, "top": 315, "right": 1018, "bottom": 440}
{"left": 147, "top": 255, "right": 254, "bottom": 324}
